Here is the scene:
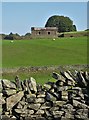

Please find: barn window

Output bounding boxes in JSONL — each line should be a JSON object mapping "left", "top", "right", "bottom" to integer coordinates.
{"left": 37, "top": 32, "right": 41, "bottom": 35}
{"left": 39, "top": 32, "right": 41, "bottom": 34}
{"left": 48, "top": 32, "right": 50, "bottom": 35}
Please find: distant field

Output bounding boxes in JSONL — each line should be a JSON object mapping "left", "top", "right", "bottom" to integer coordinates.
{"left": 64, "top": 30, "right": 88, "bottom": 34}
{"left": 2, "top": 36, "right": 88, "bottom": 84}
{"left": 2, "top": 37, "right": 87, "bottom": 68}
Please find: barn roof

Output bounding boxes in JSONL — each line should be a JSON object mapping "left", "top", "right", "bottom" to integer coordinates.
{"left": 31, "top": 27, "right": 58, "bottom": 31}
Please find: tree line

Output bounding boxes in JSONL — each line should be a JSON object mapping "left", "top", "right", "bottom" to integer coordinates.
{"left": 1, "top": 32, "right": 31, "bottom": 40}
{"left": 1, "top": 15, "right": 87, "bottom": 40}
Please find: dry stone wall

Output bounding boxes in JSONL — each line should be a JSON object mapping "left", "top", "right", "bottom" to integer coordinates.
{"left": 0, "top": 70, "right": 89, "bottom": 120}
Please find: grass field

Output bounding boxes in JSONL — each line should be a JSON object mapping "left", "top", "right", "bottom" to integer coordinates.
{"left": 2, "top": 36, "right": 88, "bottom": 84}
{"left": 2, "top": 37, "right": 87, "bottom": 68}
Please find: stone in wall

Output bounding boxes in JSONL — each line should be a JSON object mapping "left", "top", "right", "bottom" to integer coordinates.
{"left": 0, "top": 70, "right": 89, "bottom": 120}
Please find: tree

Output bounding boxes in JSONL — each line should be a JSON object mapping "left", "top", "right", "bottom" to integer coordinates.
{"left": 45, "top": 15, "right": 77, "bottom": 33}
{"left": 4, "top": 32, "right": 14, "bottom": 40}
{"left": 85, "top": 29, "right": 89, "bottom": 31}
{"left": 4, "top": 32, "right": 21, "bottom": 40}
{"left": 25, "top": 33, "right": 31, "bottom": 36}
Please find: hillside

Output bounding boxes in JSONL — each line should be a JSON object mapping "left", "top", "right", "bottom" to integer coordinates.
{"left": 2, "top": 36, "right": 87, "bottom": 68}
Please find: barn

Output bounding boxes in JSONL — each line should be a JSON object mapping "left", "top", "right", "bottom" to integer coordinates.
{"left": 31, "top": 27, "right": 58, "bottom": 38}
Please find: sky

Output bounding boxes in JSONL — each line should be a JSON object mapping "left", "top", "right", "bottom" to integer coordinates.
{"left": 1, "top": 2, "right": 88, "bottom": 35}
{"left": 1, "top": 0, "right": 88, "bottom": 2}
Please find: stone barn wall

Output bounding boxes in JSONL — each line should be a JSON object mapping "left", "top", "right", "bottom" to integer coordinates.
{"left": 31, "top": 27, "right": 58, "bottom": 38}
{"left": 1, "top": 70, "right": 89, "bottom": 120}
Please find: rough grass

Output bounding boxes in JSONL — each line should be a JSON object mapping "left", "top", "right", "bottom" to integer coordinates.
{"left": 2, "top": 70, "right": 56, "bottom": 85}
{"left": 2, "top": 66, "right": 89, "bottom": 85}
{"left": 2, "top": 37, "right": 87, "bottom": 68}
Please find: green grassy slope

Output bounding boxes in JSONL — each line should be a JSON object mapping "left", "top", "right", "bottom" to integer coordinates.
{"left": 2, "top": 37, "right": 87, "bottom": 68}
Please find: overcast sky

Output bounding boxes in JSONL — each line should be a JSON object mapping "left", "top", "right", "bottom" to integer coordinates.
{"left": 1, "top": 2, "right": 88, "bottom": 35}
